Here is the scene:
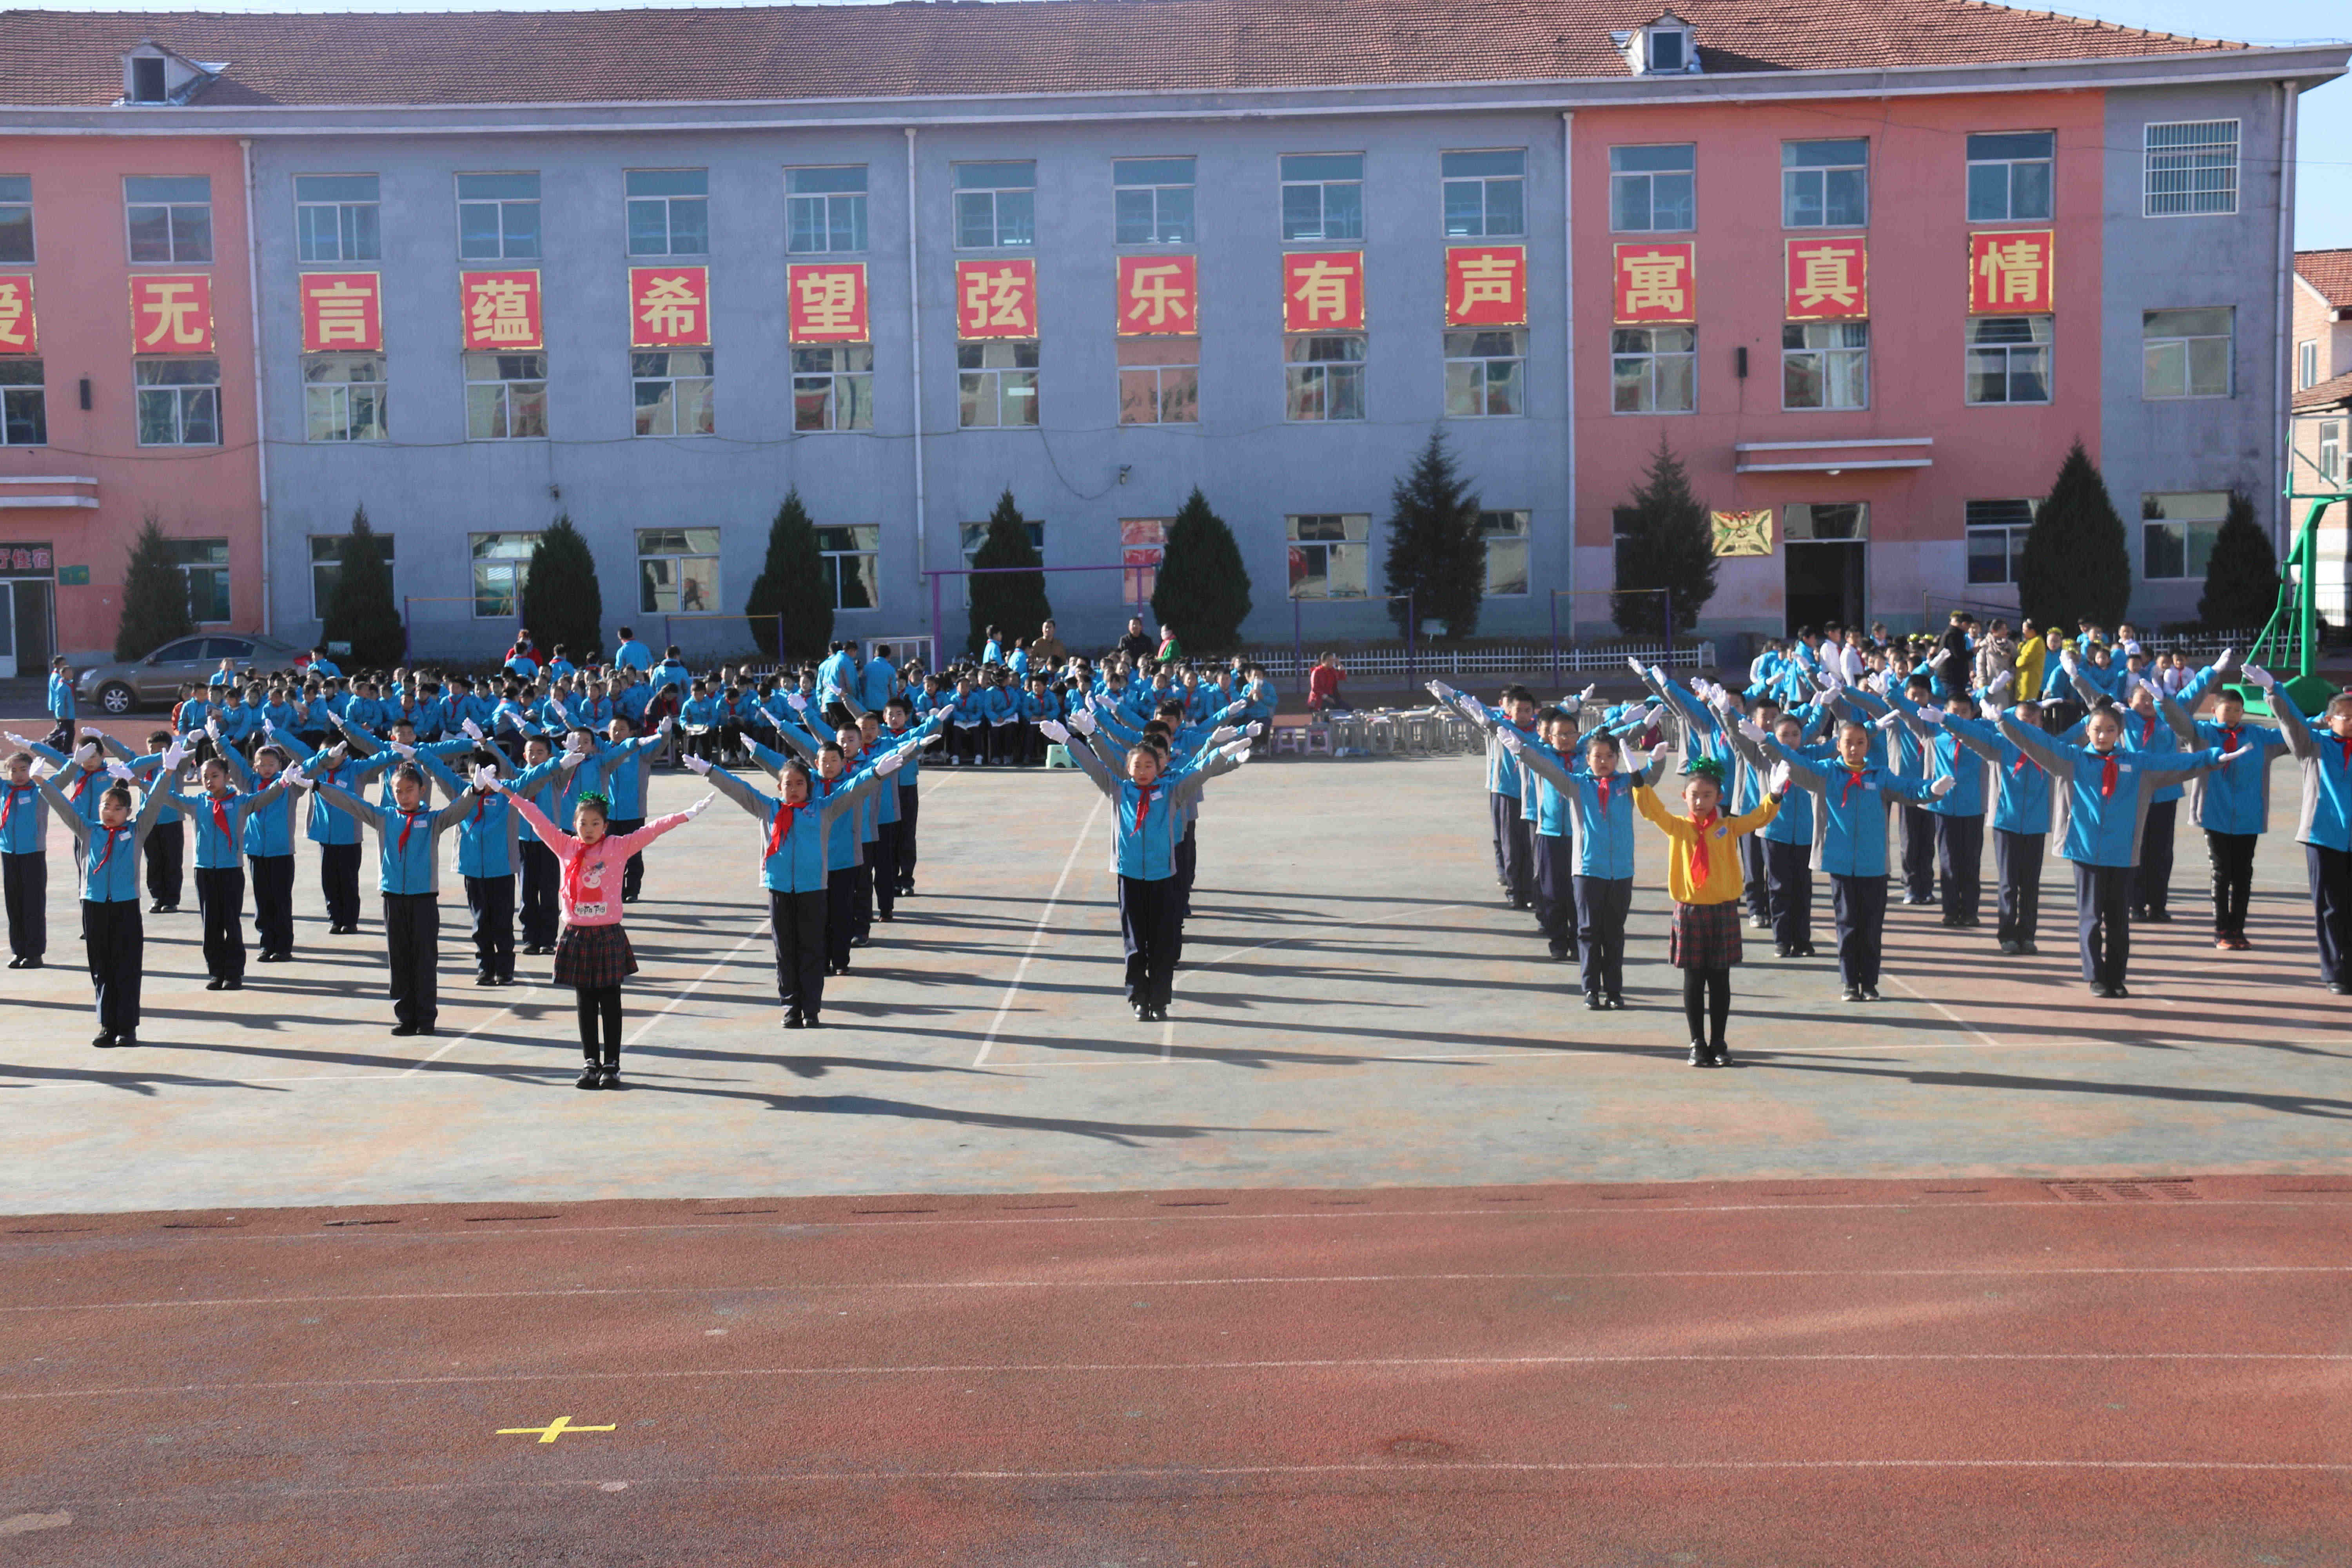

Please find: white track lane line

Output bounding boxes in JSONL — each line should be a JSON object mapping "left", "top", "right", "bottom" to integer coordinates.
{"left": 971, "top": 793, "right": 1104, "bottom": 1069}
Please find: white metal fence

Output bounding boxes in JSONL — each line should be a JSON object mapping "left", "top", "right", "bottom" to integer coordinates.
{"left": 1243, "top": 642, "right": 1713, "bottom": 680}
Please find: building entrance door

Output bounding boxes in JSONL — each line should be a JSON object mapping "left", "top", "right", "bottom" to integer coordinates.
{"left": 1781, "top": 504, "right": 1867, "bottom": 635}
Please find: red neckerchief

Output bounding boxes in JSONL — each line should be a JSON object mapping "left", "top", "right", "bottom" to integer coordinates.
{"left": 561, "top": 834, "right": 595, "bottom": 911}
{"left": 1595, "top": 773, "right": 1614, "bottom": 812}
{"left": 473, "top": 789, "right": 491, "bottom": 824}
{"left": 1689, "top": 808, "right": 1719, "bottom": 886}
{"left": 208, "top": 794, "right": 233, "bottom": 844}
{"left": 396, "top": 806, "right": 424, "bottom": 853}
{"left": 0, "top": 782, "right": 28, "bottom": 832}
{"left": 2138, "top": 713, "right": 2157, "bottom": 747}
{"left": 1133, "top": 781, "right": 1156, "bottom": 837}
{"left": 91, "top": 825, "right": 124, "bottom": 880}
{"left": 766, "top": 800, "right": 806, "bottom": 860}
{"left": 2221, "top": 725, "right": 2240, "bottom": 753}
{"left": 1839, "top": 766, "right": 1866, "bottom": 808}
{"left": 70, "top": 766, "right": 101, "bottom": 799}
{"left": 2097, "top": 750, "right": 2118, "bottom": 799}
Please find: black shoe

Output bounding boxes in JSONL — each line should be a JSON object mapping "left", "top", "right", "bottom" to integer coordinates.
{"left": 1604, "top": 993, "right": 1625, "bottom": 1009}
{"left": 849, "top": 935, "right": 871, "bottom": 948}
{"left": 1548, "top": 942, "right": 1570, "bottom": 962}
{"left": 20, "top": 956, "right": 39, "bottom": 969}
{"left": 877, "top": 911, "right": 894, "bottom": 923}
{"left": 1775, "top": 946, "right": 1792, "bottom": 959}
{"left": 803, "top": 1013, "right": 822, "bottom": 1028}
{"left": 1134, "top": 1002, "right": 1150, "bottom": 1020}
{"left": 206, "top": 978, "right": 227, "bottom": 991}
{"left": 475, "top": 973, "right": 495, "bottom": 986}
{"left": 2109, "top": 984, "right": 2130, "bottom": 999}
{"left": 1688, "top": 1041, "right": 1713, "bottom": 1067}
{"left": 416, "top": 1025, "right": 436, "bottom": 1036}
{"left": 1998, "top": 940, "right": 2020, "bottom": 955}
{"left": 221, "top": 977, "right": 242, "bottom": 990}
{"left": 1749, "top": 916, "right": 1771, "bottom": 931}
{"left": 784, "top": 1009, "right": 804, "bottom": 1030}
{"left": 2144, "top": 909, "right": 2171, "bottom": 924}
{"left": 1711, "top": 1043, "right": 1733, "bottom": 1068}
{"left": 1859, "top": 985, "right": 1880, "bottom": 1002}
{"left": 1842, "top": 985, "right": 1862, "bottom": 1002}
{"left": 5, "top": 957, "right": 20, "bottom": 969}
{"left": 2019, "top": 940, "right": 2039, "bottom": 956}
{"left": 576, "top": 1064, "right": 603, "bottom": 1089}
{"left": 92, "top": 1032, "right": 115, "bottom": 1048}
{"left": 1795, "top": 944, "right": 1818, "bottom": 957}
{"left": 113, "top": 1032, "right": 136, "bottom": 1047}
{"left": 2329, "top": 981, "right": 2351, "bottom": 996}
{"left": 598, "top": 1066, "right": 622, "bottom": 1090}
{"left": 149, "top": 902, "right": 167, "bottom": 913}
{"left": 2089, "top": 982, "right": 2113, "bottom": 998}
{"left": 1585, "top": 991, "right": 1604, "bottom": 1010}
{"left": 392, "top": 1023, "right": 417, "bottom": 1036}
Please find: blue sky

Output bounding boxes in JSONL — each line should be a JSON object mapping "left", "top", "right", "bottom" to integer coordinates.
{"left": 21, "top": 0, "right": 2350, "bottom": 249}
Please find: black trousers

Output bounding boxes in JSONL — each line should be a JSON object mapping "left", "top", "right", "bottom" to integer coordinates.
{"left": 1174, "top": 823, "right": 1198, "bottom": 922}
{"left": 1741, "top": 834, "right": 1769, "bottom": 920}
{"left": 870, "top": 822, "right": 901, "bottom": 919}
{"left": 383, "top": 891, "right": 439, "bottom": 1029}
{"left": 2206, "top": 830, "right": 2258, "bottom": 937}
{"left": 2073, "top": 862, "right": 2133, "bottom": 987}
{"left": 250, "top": 853, "right": 295, "bottom": 956}
{"left": 1830, "top": 872, "right": 1888, "bottom": 988}
{"left": 465, "top": 873, "right": 515, "bottom": 977}
{"left": 143, "top": 820, "right": 183, "bottom": 908}
{"left": 769, "top": 888, "right": 826, "bottom": 1014}
{"left": 825, "top": 867, "right": 858, "bottom": 968}
{"left": 1935, "top": 815, "right": 1984, "bottom": 924}
{"left": 576, "top": 985, "right": 622, "bottom": 1065}
{"left": 194, "top": 864, "right": 246, "bottom": 980}
{"left": 1993, "top": 828, "right": 2045, "bottom": 946}
{"left": 1533, "top": 833, "right": 1576, "bottom": 955}
{"left": 1118, "top": 873, "right": 1181, "bottom": 1009}
{"left": 1899, "top": 805, "right": 1937, "bottom": 902}
{"left": 896, "top": 784, "right": 919, "bottom": 890}
{"left": 606, "top": 817, "right": 646, "bottom": 902}
{"left": 2309, "top": 844, "right": 2352, "bottom": 986}
{"left": 2134, "top": 800, "right": 2178, "bottom": 915}
{"left": 519, "top": 839, "right": 559, "bottom": 948}
{"left": 319, "top": 840, "right": 363, "bottom": 930}
{"left": 1572, "top": 874, "right": 1631, "bottom": 999}
{"left": 83, "top": 898, "right": 143, "bottom": 1036}
{"left": 1491, "top": 792, "right": 1532, "bottom": 902}
{"left": 950, "top": 726, "right": 982, "bottom": 764}
{"left": 1763, "top": 838, "right": 1813, "bottom": 951}
{"left": 3, "top": 849, "right": 44, "bottom": 959}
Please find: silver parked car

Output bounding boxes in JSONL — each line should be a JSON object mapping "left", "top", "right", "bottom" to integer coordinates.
{"left": 77, "top": 632, "right": 311, "bottom": 716}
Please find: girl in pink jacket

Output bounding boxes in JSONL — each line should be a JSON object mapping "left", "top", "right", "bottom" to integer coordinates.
{"left": 497, "top": 778, "right": 710, "bottom": 1090}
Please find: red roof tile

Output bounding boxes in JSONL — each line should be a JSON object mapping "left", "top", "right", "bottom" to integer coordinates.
{"left": 2294, "top": 367, "right": 2352, "bottom": 413}
{"left": 2297, "top": 249, "right": 2352, "bottom": 311}
{"left": 0, "top": 0, "right": 2252, "bottom": 109}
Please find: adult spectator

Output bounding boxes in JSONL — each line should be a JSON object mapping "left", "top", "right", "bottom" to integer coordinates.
{"left": 1117, "top": 616, "right": 1157, "bottom": 666}
{"left": 1031, "top": 619, "right": 1067, "bottom": 667}
{"left": 1974, "top": 619, "right": 2018, "bottom": 694}
{"left": 612, "top": 627, "right": 655, "bottom": 673}
{"left": 859, "top": 644, "right": 899, "bottom": 713}
{"left": 1307, "top": 652, "right": 1348, "bottom": 715}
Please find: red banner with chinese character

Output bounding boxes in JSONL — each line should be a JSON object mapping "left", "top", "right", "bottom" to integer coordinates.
{"left": 299, "top": 272, "right": 383, "bottom": 353}
{"left": 956, "top": 258, "right": 1038, "bottom": 339}
{"left": 1283, "top": 251, "right": 1365, "bottom": 332}
{"left": 1968, "top": 230, "right": 2055, "bottom": 315}
{"left": 1784, "top": 238, "right": 1867, "bottom": 320}
{"left": 1445, "top": 246, "right": 1526, "bottom": 327}
{"left": 788, "top": 262, "right": 869, "bottom": 343}
{"left": 129, "top": 274, "right": 214, "bottom": 354}
{"left": 1613, "top": 242, "right": 1696, "bottom": 324}
{"left": 0, "top": 276, "right": 33, "bottom": 354}
{"left": 1116, "top": 255, "right": 1198, "bottom": 336}
{"left": 629, "top": 266, "right": 710, "bottom": 348}
{"left": 461, "top": 270, "right": 544, "bottom": 350}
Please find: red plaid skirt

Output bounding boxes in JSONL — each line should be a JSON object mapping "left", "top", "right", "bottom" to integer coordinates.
{"left": 1668, "top": 898, "right": 1744, "bottom": 971}
{"left": 553, "top": 922, "right": 638, "bottom": 988}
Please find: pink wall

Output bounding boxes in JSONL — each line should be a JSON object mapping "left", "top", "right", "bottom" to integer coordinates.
{"left": 0, "top": 135, "right": 260, "bottom": 661}
{"left": 1572, "top": 91, "right": 2107, "bottom": 627}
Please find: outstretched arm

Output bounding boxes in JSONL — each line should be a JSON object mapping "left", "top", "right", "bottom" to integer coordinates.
{"left": 1994, "top": 712, "right": 2071, "bottom": 777}
{"left": 308, "top": 778, "right": 387, "bottom": 831}
{"left": 32, "top": 775, "right": 92, "bottom": 843}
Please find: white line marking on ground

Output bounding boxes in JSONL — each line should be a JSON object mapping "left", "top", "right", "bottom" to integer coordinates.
{"left": 972, "top": 793, "right": 1104, "bottom": 1069}
{"left": 625, "top": 920, "right": 774, "bottom": 1047}
{"left": 1881, "top": 974, "right": 2006, "bottom": 1049}
{"left": 395, "top": 981, "right": 547, "bottom": 1078}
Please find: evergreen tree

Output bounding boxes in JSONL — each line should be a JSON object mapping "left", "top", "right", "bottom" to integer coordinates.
{"left": 322, "top": 505, "right": 404, "bottom": 668}
{"left": 114, "top": 514, "right": 195, "bottom": 661}
{"left": 1611, "top": 434, "right": 1716, "bottom": 639}
{"left": 1150, "top": 487, "right": 1252, "bottom": 653}
{"left": 967, "top": 488, "right": 1051, "bottom": 656}
{"left": 1380, "top": 428, "right": 1488, "bottom": 641}
{"left": 520, "top": 514, "right": 605, "bottom": 664}
{"left": 743, "top": 488, "right": 833, "bottom": 662}
{"left": 2016, "top": 441, "right": 2133, "bottom": 635}
{"left": 2196, "top": 489, "right": 2282, "bottom": 634}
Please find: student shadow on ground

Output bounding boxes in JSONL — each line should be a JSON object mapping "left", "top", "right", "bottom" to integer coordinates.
{"left": 601, "top": 1083, "right": 1331, "bottom": 1148}
{"left": 1738, "top": 1055, "right": 2352, "bottom": 1122}
{"left": 0, "top": 1058, "right": 288, "bottom": 1096}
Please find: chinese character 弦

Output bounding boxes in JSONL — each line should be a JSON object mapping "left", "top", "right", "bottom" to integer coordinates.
{"left": 962, "top": 265, "right": 1033, "bottom": 332}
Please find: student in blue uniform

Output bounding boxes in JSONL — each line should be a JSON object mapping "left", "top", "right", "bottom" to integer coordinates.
{"left": 2253, "top": 667, "right": 2352, "bottom": 992}
{"left": 1887, "top": 684, "right": 1989, "bottom": 929}
{"left": 1, "top": 745, "right": 54, "bottom": 967}
{"left": 1458, "top": 698, "right": 1581, "bottom": 959}
{"left": 2157, "top": 662, "right": 2289, "bottom": 951}
{"left": 45, "top": 655, "right": 76, "bottom": 753}
{"left": 39, "top": 754, "right": 176, "bottom": 1046}
{"left": 1728, "top": 710, "right": 1827, "bottom": 958}
{"left": 211, "top": 725, "right": 301, "bottom": 962}
{"left": 1463, "top": 683, "right": 1541, "bottom": 910}
{"left": 1493, "top": 723, "right": 1669, "bottom": 1005}
{"left": 296, "top": 758, "right": 476, "bottom": 1035}
{"left": 595, "top": 714, "right": 670, "bottom": 903}
{"left": 2066, "top": 650, "right": 2194, "bottom": 923}
{"left": 1943, "top": 688, "right": 2057, "bottom": 955}
{"left": 160, "top": 751, "right": 291, "bottom": 990}
{"left": 612, "top": 626, "right": 654, "bottom": 674}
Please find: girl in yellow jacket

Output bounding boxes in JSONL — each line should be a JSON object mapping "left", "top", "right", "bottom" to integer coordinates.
{"left": 1636, "top": 754, "right": 1788, "bottom": 1069}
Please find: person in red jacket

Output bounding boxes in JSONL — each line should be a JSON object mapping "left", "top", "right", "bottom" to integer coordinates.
{"left": 1307, "top": 652, "right": 1348, "bottom": 715}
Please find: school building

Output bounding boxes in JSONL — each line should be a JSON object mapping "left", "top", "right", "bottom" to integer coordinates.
{"left": 0, "top": 2, "right": 2341, "bottom": 665}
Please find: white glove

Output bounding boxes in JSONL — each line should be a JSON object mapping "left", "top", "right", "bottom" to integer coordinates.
{"left": 1647, "top": 741, "right": 1670, "bottom": 767}
{"left": 1579, "top": 683, "right": 1600, "bottom": 702}
{"left": 2213, "top": 647, "right": 2240, "bottom": 677}
{"left": 2243, "top": 664, "right": 2275, "bottom": 691}
{"left": 787, "top": 693, "right": 808, "bottom": 711}
{"left": 261, "top": 718, "right": 279, "bottom": 736}
{"left": 1767, "top": 762, "right": 1793, "bottom": 797}
{"left": 1991, "top": 670, "right": 2017, "bottom": 696}
{"left": 472, "top": 765, "right": 503, "bottom": 792}
{"left": 1928, "top": 776, "right": 1956, "bottom": 798}
{"left": 279, "top": 763, "right": 308, "bottom": 789}
{"left": 1737, "top": 717, "right": 1767, "bottom": 744}
{"left": 1246, "top": 722, "right": 1265, "bottom": 738}
{"left": 1425, "top": 680, "right": 1455, "bottom": 703}
{"left": 1068, "top": 710, "right": 1098, "bottom": 736}
{"left": 105, "top": 759, "right": 134, "bottom": 782}
{"left": 462, "top": 719, "right": 484, "bottom": 741}
{"left": 874, "top": 751, "right": 905, "bottom": 777}
{"left": 1208, "top": 726, "right": 1239, "bottom": 745}
{"left": 936, "top": 703, "right": 956, "bottom": 723}
{"left": 657, "top": 717, "right": 674, "bottom": 737}
{"left": 1223, "top": 739, "right": 1252, "bottom": 764}
{"left": 1980, "top": 696, "right": 2003, "bottom": 721}
{"left": 1624, "top": 656, "right": 1645, "bottom": 675}
{"left": 2220, "top": 744, "right": 2256, "bottom": 765}
{"left": 2060, "top": 649, "right": 2080, "bottom": 677}
{"left": 160, "top": 740, "right": 188, "bottom": 772}
{"left": 1648, "top": 665, "right": 1669, "bottom": 687}
{"left": 76, "top": 740, "right": 101, "bottom": 764}
{"left": 1874, "top": 710, "right": 1901, "bottom": 731}
{"left": 1496, "top": 726, "right": 1526, "bottom": 754}
{"left": 1038, "top": 720, "right": 1071, "bottom": 745}
{"left": 564, "top": 731, "right": 589, "bottom": 753}
{"left": 1454, "top": 693, "right": 1486, "bottom": 723}
{"left": 0, "top": 731, "right": 29, "bottom": 749}
{"left": 1220, "top": 702, "right": 1246, "bottom": 719}
{"left": 391, "top": 741, "right": 417, "bottom": 760}
{"left": 682, "top": 793, "right": 715, "bottom": 818}
{"left": 1709, "top": 688, "right": 1740, "bottom": 717}
{"left": 683, "top": 754, "right": 711, "bottom": 776}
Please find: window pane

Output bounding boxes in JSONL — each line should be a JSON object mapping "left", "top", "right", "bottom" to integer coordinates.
{"left": 1158, "top": 366, "right": 1197, "bottom": 423}
{"left": 954, "top": 191, "right": 995, "bottom": 248}
{"left": 1280, "top": 184, "right": 1322, "bottom": 240}
{"left": 1611, "top": 176, "right": 1651, "bottom": 233}
{"left": 1443, "top": 181, "right": 1486, "bottom": 236}
{"left": 127, "top": 176, "right": 209, "bottom": 203}
{"left": 1484, "top": 178, "right": 1523, "bottom": 236}
{"left": 2143, "top": 523, "right": 2184, "bottom": 580}
{"left": 627, "top": 199, "right": 668, "bottom": 254}
{"left": 788, "top": 166, "right": 866, "bottom": 194}
{"left": 0, "top": 206, "right": 30, "bottom": 264}
{"left": 2187, "top": 336, "right": 2230, "bottom": 396}
{"left": 666, "top": 199, "right": 708, "bottom": 254}
{"left": 296, "top": 174, "right": 377, "bottom": 203}
{"left": 2142, "top": 343, "right": 2185, "bottom": 398}
{"left": 1485, "top": 537, "right": 1528, "bottom": 596}
{"left": 1966, "top": 161, "right": 2010, "bottom": 221}
{"left": 458, "top": 202, "right": 502, "bottom": 258}
{"left": 1484, "top": 358, "right": 1522, "bottom": 416}
{"left": 1320, "top": 181, "right": 1363, "bottom": 239}
{"left": 1448, "top": 361, "right": 1484, "bottom": 418}
{"left": 460, "top": 172, "right": 538, "bottom": 200}
{"left": 1651, "top": 172, "right": 1693, "bottom": 230}
{"left": 626, "top": 169, "right": 706, "bottom": 197}
{"left": 1443, "top": 151, "right": 1524, "bottom": 178}
{"left": 2145, "top": 307, "right": 2232, "bottom": 338}
{"left": 990, "top": 191, "right": 1036, "bottom": 246}
{"left": 1824, "top": 167, "right": 1867, "bottom": 226}
{"left": 1784, "top": 140, "right": 1868, "bottom": 168}
{"left": 2009, "top": 158, "right": 2052, "bottom": 220}
{"left": 170, "top": 205, "right": 212, "bottom": 261}
{"left": 1113, "top": 188, "right": 1156, "bottom": 245}
{"left": 502, "top": 201, "right": 540, "bottom": 257}
{"left": 955, "top": 162, "right": 1035, "bottom": 190}
{"left": 1156, "top": 185, "right": 1194, "bottom": 244}
{"left": 1281, "top": 154, "right": 1362, "bottom": 182}
{"left": 1969, "top": 132, "right": 2054, "bottom": 161}
{"left": 1783, "top": 170, "right": 1821, "bottom": 228}
{"left": 1652, "top": 355, "right": 1691, "bottom": 412}
{"left": 1114, "top": 157, "right": 1194, "bottom": 184}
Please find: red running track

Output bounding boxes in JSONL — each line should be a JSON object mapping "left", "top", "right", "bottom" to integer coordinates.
{"left": 2, "top": 1175, "right": 2347, "bottom": 1566}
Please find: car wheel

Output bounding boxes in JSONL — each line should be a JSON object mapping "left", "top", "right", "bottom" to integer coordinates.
{"left": 98, "top": 683, "right": 137, "bottom": 716}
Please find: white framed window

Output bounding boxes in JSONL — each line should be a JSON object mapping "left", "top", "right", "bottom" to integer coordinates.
{"left": 1117, "top": 336, "right": 1198, "bottom": 425}
{"left": 1285, "top": 334, "right": 1364, "bottom": 421}
{"left": 1120, "top": 517, "right": 1167, "bottom": 606}
{"left": 0, "top": 359, "right": 45, "bottom": 445}
{"left": 787, "top": 166, "right": 867, "bottom": 254}
{"left": 1479, "top": 510, "right": 1530, "bottom": 597}
{"left": 956, "top": 340, "right": 1038, "bottom": 427}
{"left": 1281, "top": 154, "right": 1363, "bottom": 241}
{"left": 2298, "top": 339, "right": 2319, "bottom": 390}
{"left": 295, "top": 175, "right": 380, "bottom": 263}
{"left": 464, "top": 351, "right": 546, "bottom": 440}
{"left": 1781, "top": 140, "right": 1867, "bottom": 229}
{"left": 470, "top": 532, "right": 537, "bottom": 618}
{"left": 2144, "top": 120, "right": 2238, "bottom": 217}
{"left": 2322, "top": 421, "right": 2344, "bottom": 484}
{"left": 1611, "top": 326, "right": 1695, "bottom": 413}
{"left": 1445, "top": 329, "right": 1526, "bottom": 418}
{"left": 0, "top": 174, "right": 31, "bottom": 263}
{"left": 125, "top": 176, "right": 211, "bottom": 263}
{"left": 817, "top": 524, "right": 881, "bottom": 611}
{"left": 2142, "top": 307, "right": 2232, "bottom": 399}
{"left": 1965, "top": 132, "right": 2053, "bottom": 222}
{"left": 309, "top": 532, "right": 397, "bottom": 620}
{"left": 2142, "top": 491, "right": 2228, "bottom": 580}
{"left": 458, "top": 172, "right": 541, "bottom": 260}
{"left": 303, "top": 352, "right": 387, "bottom": 442}
{"left": 792, "top": 343, "right": 873, "bottom": 432}
{"left": 958, "top": 518, "right": 1043, "bottom": 608}
{"left": 1965, "top": 498, "right": 2036, "bottom": 585}
{"left": 134, "top": 357, "right": 220, "bottom": 446}
{"left": 635, "top": 527, "right": 720, "bottom": 614}
{"left": 1442, "top": 150, "right": 1525, "bottom": 238}
{"left": 1114, "top": 158, "right": 1194, "bottom": 245}
{"left": 626, "top": 169, "right": 708, "bottom": 256}
{"left": 632, "top": 350, "right": 715, "bottom": 437}
{"left": 1782, "top": 321, "right": 1868, "bottom": 410}
{"left": 164, "top": 538, "right": 231, "bottom": 622}
{"left": 1609, "top": 145, "right": 1694, "bottom": 232}
{"left": 1965, "top": 316, "right": 2051, "bottom": 405}
{"left": 1286, "top": 514, "right": 1369, "bottom": 599}
{"left": 954, "top": 162, "right": 1035, "bottom": 250}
